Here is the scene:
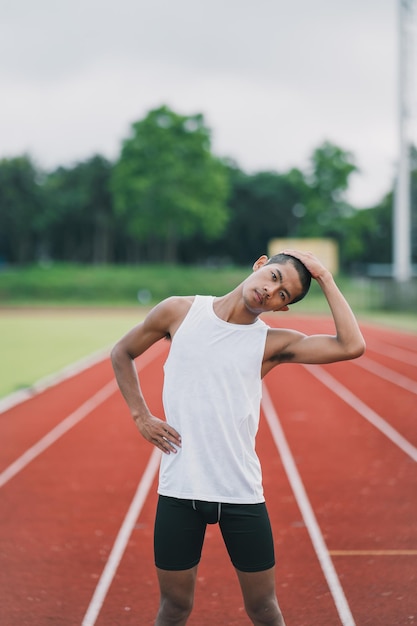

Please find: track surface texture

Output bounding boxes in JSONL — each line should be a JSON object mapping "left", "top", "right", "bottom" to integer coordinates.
{"left": 1, "top": 316, "right": 416, "bottom": 626}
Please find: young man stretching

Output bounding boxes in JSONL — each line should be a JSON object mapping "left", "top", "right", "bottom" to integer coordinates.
{"left": 111, "top": 249, "right": 365, "bottom": 626}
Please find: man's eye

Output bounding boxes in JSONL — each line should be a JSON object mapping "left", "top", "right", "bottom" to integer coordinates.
{"left": 272, "top": 272, "right": 277, "bottom": 281}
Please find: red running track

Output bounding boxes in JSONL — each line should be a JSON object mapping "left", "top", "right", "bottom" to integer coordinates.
{"left": 0, "top": 316, "right": 416, "bottom": 626}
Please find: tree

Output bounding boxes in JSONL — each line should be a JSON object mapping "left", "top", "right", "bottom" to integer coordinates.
{"left": 213, "top": 166, "right": 310, "bottom": 265}
{"left": 111, "top": 106, "right": 230, "bottom": 263}
{"left": 43, "top": 156, "right": 115, "bottom": 263}
{"left": 342, "top": 195, "right": 392, "bottom": 272}
{"left": 81, "top": 155, "right": 115, "bottom": 264}
{"left": 285, "top": 141, "right": 358, "bottom": 270}
{"left": 0, "top": 155, "right": 44, "bottom": 264}
{"left": 300, "top": 141, "right": 358, "bottom": 237}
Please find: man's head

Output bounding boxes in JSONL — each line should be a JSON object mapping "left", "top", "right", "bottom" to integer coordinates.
{"left": 266, "top": 253, "right": 312, "bottom": 304}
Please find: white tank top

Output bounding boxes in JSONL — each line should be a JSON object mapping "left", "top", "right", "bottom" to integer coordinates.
{"left": 158, "top": 295, "right": 269, "bottom": 504}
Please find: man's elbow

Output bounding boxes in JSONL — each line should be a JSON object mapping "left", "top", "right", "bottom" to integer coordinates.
{"left": 110, "top": 342, "right": 124, "bottom": 368}
{"left": 111, "top": 340, "right": 136, "bottom": 367}
{"left": 346, "top": 337, "right": 366, "bottom": 360}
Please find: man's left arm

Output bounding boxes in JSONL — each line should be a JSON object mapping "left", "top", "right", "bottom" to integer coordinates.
{"left": 270, "top": 250, "right": 366, "bottom": 365}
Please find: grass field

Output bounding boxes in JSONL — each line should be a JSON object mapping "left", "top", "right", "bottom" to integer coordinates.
{"left": 0, "top": 263, "right": 250, "bottom": 305}
{"left": 0, "top": 309, "right": 145, "bottom": 398}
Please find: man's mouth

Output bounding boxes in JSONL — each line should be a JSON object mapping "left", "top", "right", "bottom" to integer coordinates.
{"left": 255, "top": 290, "right": 264, "bottom": 305}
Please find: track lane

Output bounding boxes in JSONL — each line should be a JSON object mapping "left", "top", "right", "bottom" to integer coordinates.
{"left": 317, "top": 360, "right": 417, "bottom": 450}
{"left": 364, "top": 341, "right": 417, "bottom": 367}
{"left": 266, "top": 314, "right": 417, "bottom": 447}
{"left": 0, "top": 392, "right": 158, "bottom": 625}
{"left": 1, "top": 318, "right": 416, "bottom": 625}
{"left": 354, "top": 355, "right": 417, "bottom": 396}
{"left": 94, "top": 405, "right": 341, "bottom": 626}
{"left": 89, "top": 333, "right": 342, "bottom": 625}
{"left": 358, "top": 322, "right": 417, "bottom": 352}
{"left": 264, "top": 357, "right": 416, "bottom": 625}
{"left": 357, "top": 347, "right": 417, "bottom": 382}
{"left": 0, "top": 343, "right": 168, "bottom": 626}
{"left": 0, "top": 358, "right": 115, "bottom": 472}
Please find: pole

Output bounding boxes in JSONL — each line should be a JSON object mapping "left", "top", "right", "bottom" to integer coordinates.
{"left": 394, "top": 0, "right": 412, "bottom": 282}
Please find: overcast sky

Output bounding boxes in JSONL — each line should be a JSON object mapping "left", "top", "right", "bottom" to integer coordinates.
{"left": 2, "top": 0, "right": 416, "bottom": 207}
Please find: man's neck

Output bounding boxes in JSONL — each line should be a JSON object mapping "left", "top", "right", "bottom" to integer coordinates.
{"left": 213, "top": 291, "right": 259, "bottom": 325}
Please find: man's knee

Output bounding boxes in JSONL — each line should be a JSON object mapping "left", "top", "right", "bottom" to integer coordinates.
{"left": 245, "top": 594, "right": 284, "bottom": 625}
{"left": 156, "top": 567, "right": 197, "bottom": 625}
{"left": 237, "top": 567, "right": 284, "bottom": 625}
{"left": 157, "top": 593, "right": 193, "bottom": 623}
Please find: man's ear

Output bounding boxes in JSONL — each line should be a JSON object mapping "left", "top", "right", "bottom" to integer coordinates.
{"left": 252, "top": 255, "right": 269, "bottom": 271}
{"left": 275, "top": 305, "right": 289, "bottom": 312}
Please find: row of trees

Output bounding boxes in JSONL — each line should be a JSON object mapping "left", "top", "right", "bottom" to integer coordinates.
{"left": 1, "top": 105, "right": 416, "bottom": 271}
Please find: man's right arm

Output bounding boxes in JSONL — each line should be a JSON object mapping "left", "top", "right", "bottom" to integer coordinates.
{"left": 110, "top": 298, "right": 183, "bottom": 454}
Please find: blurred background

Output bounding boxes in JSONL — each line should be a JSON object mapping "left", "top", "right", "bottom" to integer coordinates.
{"left": 0, "top": 0, "right": 416, "bottom": 397}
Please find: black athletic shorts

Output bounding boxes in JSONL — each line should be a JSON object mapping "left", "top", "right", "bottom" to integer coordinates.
{"left": 154, "top": 495, "right": 275, "bottom": 572}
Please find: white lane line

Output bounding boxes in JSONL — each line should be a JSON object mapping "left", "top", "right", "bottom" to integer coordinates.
{"left": 0, "top": 380, "right": 117, "bottom": 488}
{"left": 81, "top": 448, "right": 161, "bottom": 626}
{"left": 0, "top": 340, "right": 168, "bottom": 489}
{"left": 366, "top": 340, "right": 417, "bottom": 366}
{"left": 353, "top": 356, "right": 417, "bottom": 395}
{"left": 303, "top": 365, "right": 417, "bottom": 463}
{"left": 262, "top": 383, "right": 356, "bottom": 626}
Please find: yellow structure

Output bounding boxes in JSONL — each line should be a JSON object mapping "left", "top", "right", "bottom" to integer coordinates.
{"left": 268, "top": 238, "right": 339, "bottom": 274}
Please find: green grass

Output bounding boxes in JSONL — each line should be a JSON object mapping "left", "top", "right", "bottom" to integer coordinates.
{"left": 0, "top": 263, "right": 249, "bottom": 305}
{"left": 0, "top": 309, "right": 144, "bottom": 398}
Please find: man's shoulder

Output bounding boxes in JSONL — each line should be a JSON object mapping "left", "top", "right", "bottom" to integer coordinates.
{"left": 162, "top": 295, "right": 196, "bottom": 310}
{"left": 154, "top": 296, "right": 196, "bottom": 337}
{"left": 154, "top": 296, "right": 195, "bottom": 321}
{"left": 148, "top": 295, "right": 196, "bottom": 330}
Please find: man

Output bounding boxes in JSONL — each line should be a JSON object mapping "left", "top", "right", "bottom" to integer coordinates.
{"left": 111, "top": 249, "right": 365, "bottom": 626}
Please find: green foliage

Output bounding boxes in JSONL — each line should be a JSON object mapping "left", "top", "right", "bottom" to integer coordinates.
{"left": 299, "top": 141, "right": 358, "bottom": 238}
{"left": 212, "top": 166, "right": 310, "bottom": 264}
{"left": 111, "top": 106, "right": 230, "bottom": 261}
{"left": 0, "top": 105, "right": 415, "bottom": 272}
{"left": 277, "top": 141, "right": 361, "bottom": 271}
{"left": 43, "top": 155, "right": 115, "bottom": 263}
{"left": 308, "top": 141, "right": 357, "bottom": 197}
{"left": 343, "top": 192, "right": 393, "bottom": 269}
{"left": 0, "top": 155, "right": 44, "bottom": 263}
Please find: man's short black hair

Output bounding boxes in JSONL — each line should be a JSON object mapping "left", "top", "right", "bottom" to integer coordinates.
{"left": 266, "top": 253, "right": 312, "bottom": 304}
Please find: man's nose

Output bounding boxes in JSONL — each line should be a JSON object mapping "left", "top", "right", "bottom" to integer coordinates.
{"left": 264, "top": 284, "right": 280, "bottom": 299}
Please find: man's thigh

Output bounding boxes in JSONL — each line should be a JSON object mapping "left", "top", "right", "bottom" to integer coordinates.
{"left": 219, "top": 502, "right": 275, "bottom": 572}
{"left": 154, "top": 495, "right": 207, "bottom": 570}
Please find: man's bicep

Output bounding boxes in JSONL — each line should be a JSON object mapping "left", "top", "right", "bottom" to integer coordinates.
{"left": 279, "top": 333, "right": 343, "bottom": 364}
{"left": 266, "top": 329, "right": 335, "bottom": 364}
{"left": 265, "top": 329, "right": 305, "bottom": 364}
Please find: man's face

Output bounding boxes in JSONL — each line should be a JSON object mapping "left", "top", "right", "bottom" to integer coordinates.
{"left": 243, "top": 256, "right": 303, "bottom": 313}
